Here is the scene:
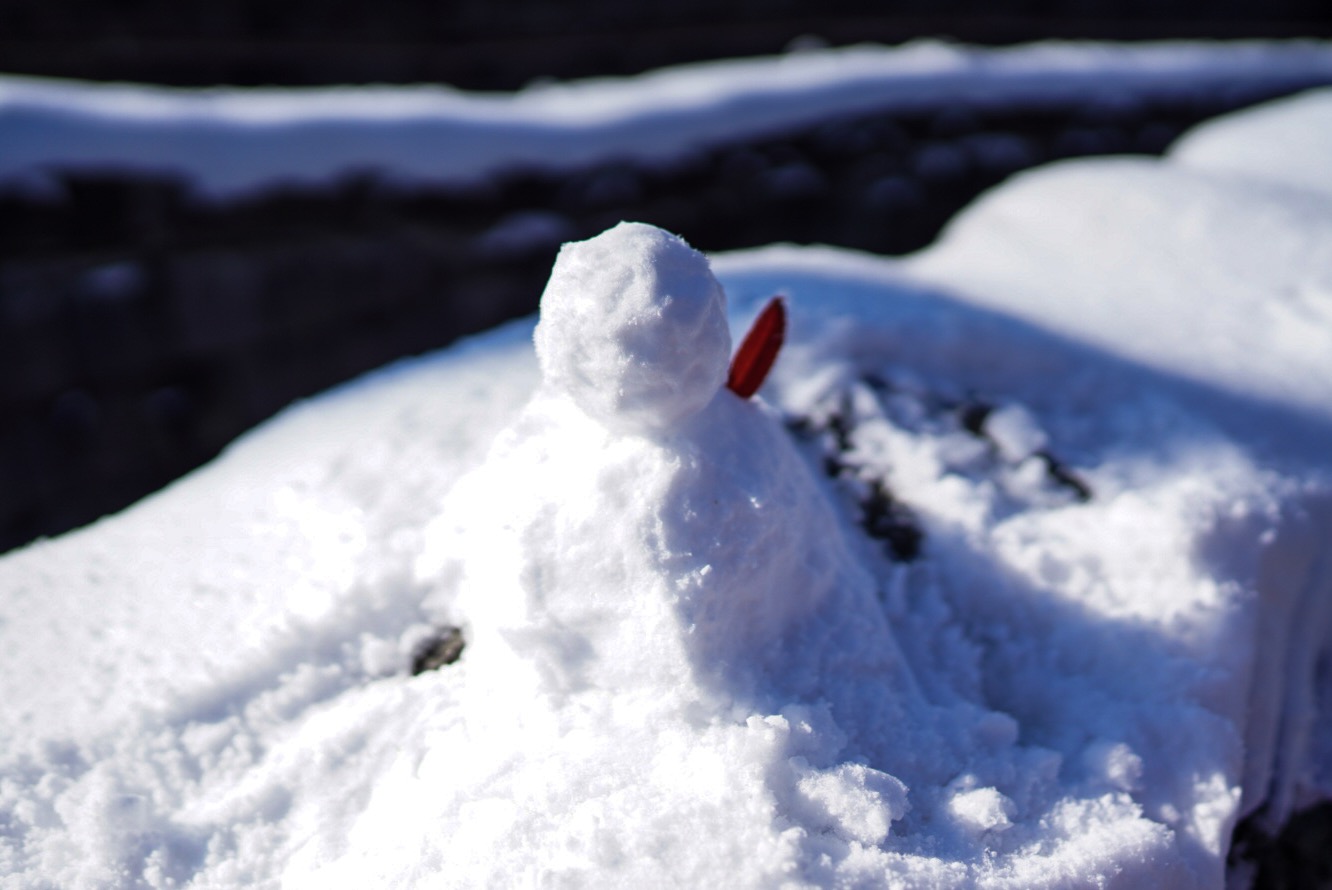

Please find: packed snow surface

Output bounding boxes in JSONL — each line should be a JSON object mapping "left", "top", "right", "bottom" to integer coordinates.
{"left": 532, "top": 223, "right": 732, "bottom": 430}
{"left": 3, "top": 81, "right": 1332, "bottom": 890}
{"left": 3, "top": 40, "right": 1332, "bottom": 195}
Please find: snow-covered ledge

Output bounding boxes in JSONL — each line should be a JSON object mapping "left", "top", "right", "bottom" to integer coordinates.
{"left": 2, "top": 87, "right": 1331, "bottom": 888}
{"left": 3, "top": 40, "right": 1332, "bottom": 196}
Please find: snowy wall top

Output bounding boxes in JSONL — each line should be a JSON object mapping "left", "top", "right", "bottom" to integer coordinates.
{"left": 3, "top": 40, "right": 1332, "bottom": 195}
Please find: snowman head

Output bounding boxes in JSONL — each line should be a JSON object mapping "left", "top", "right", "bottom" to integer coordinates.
{"left": 534, "top": 222, "right": 731, "bottom": 432}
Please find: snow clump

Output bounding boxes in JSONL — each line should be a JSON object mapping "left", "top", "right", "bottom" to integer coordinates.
{"left": 533, "top": 221, "right": 731, "bottom": 431}
{"left": 425, "top": 221, "right": 911, "bottom": 709}
{"left": 407, "top": 221, "right": 934, "bottom": 885}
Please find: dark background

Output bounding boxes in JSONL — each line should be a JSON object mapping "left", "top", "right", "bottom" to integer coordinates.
{"left": 0, "top": 0, "right": 1329, "bottom": 88}
{"left": 2, "top": 0, "right": 1330, "bottom": 556}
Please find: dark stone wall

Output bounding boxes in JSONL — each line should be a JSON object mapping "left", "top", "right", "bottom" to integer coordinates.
{"left": 3, "top": 80, "right": 1324, "bottom": 553}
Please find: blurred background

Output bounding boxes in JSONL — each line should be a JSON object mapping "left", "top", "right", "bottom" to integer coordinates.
{"left": 2, "top": 0, "right": 1329, "bottom": 87}
{"left": 2, "top": 0, "right": 1331, "bottom": 557}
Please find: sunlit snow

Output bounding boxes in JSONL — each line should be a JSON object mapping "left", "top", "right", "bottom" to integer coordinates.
{"left": 4, "top": 40, "right": 1332, "bottom": 196}
{"left": 2, "top": 48, "right": 1332, "bottom": 890}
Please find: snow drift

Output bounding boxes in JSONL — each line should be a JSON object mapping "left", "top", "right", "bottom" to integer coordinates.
{"left": 2, "top": 75, "right": 1332, "bottom": 890}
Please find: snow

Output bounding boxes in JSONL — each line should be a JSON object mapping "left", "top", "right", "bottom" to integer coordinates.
{"left": 4, "top": 40, "right": 1332, "bottom": 196}
{"left": 910, "top": 150, "right": 1332, "bottom": 460}
{"left": 980, "top": 404, "right": 1047, "bottom": 463}
{"left": 3, "top": 61, "right": 1332, "bottom": 890}
{"left": 1169, "top": 88, "right": 1332, "bottom": 199}
{"left": 532, "top": 222, "right": 731, "bottom": 430}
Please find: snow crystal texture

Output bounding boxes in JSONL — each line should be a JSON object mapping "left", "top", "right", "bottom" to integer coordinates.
{"left": 533, "top": 221, "right": 731, "bottom": 431}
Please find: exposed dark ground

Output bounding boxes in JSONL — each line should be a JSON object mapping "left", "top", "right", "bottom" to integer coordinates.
{"left": 1233, "top": 803, "right": 1332, "bottom": 889}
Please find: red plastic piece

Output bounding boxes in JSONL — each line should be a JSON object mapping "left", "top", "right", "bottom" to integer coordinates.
{"left": 726, "top": 296, "right": 786, "bottom": 399}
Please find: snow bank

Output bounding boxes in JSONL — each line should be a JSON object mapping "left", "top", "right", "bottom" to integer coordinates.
{"left": 1169, "top": 88, "right": 1332, "bottom": 199}
{"left": 2, "top": 85, "right": 1332, "bottom": 890}
{"left": 4, "top": 40, "right": 1332, "bottom": 195}
{"left": 911, "top": 140, "right": 1332, "bottom": 457}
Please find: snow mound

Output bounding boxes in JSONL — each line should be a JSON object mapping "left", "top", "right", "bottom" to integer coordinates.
{"left": 3, "top": 85, "right": 1332, "bottom": 890}
{"left": 421, "top": 219, "right": 912, "bottom": 768}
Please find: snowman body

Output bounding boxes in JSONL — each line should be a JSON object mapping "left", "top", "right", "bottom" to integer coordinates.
{"left": 428, "top": 222, "right": 909, "bottom": 714}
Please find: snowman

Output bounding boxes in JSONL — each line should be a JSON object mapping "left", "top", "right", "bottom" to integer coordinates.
{"left": 418, "top": 221, "right": 915, "bottom": 720}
